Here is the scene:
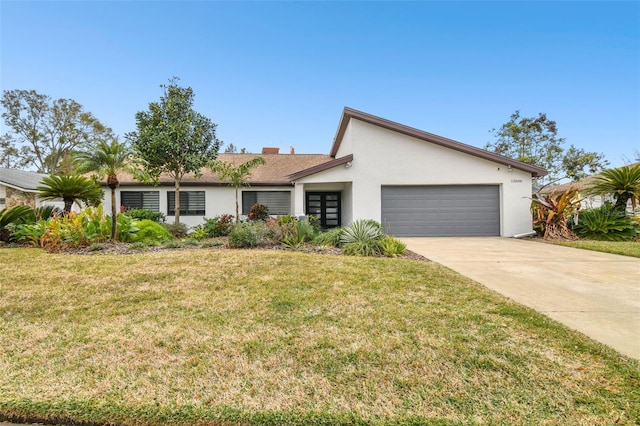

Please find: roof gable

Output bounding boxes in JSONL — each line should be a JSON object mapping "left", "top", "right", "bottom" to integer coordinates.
{"left": 330, "top": 107, "right": 548, "bottom": 177}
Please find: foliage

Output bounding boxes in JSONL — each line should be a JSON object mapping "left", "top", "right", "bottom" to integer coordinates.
{"left": 267, "top": 217, "right": 317, "bottom": 248}
{"left": 192, "top": 214, "right": 234, "bottom": 238}
{"left": 586, "top": 164, "right": 640, "bottom": 212}
{"left": 127, "top": 78, "right": 221, "bottom": 224}
{"left": 37, "top": 207, "right": 111, "bottom": 250}
{"left": 113, "top": 213, "right": 140, "bottom": 243}
{"left": 162, "top": 222, "right": 189, "bottom": 239}
{"left": 210, "top": 156, "right": 266, "bottom": 222}
{"left": 553, "top": 240, "right": 640, "bottom": 258}
{"left": 128, "top": 219, "right": 171, "bottom": 243}
{"left": 0, "top": 132, "right": 31, "bottom": 169}
{"left": 0, "top": 89, "right": 112, "bottom": 173}
{"left": 75, "top": 138, "right": 138, "bottom": 240}
{"left": 248, "top": 203, "right": 269, "bottom": 221}
{"left": 571, "top": 205, "right": 639, "bottom": 241}
{"left": 0, "top": 205, "right": 34, "bottom": 242}
{"left": 37, "top": 174, "right": 104, "bottom": 214}
{"left": 340, "top": 220, "right": 385, "bottom": 256}
{"left": 123, "top": 208, "right": 165, "bottom": 223}
{"left": 485, "top": 110, "right": 607, "bottom": 182}
{"left": 313, "top": 227, "right": 344, "bottom": 247}
{"left": 228, "top": 222, "right": 268, "bottom": 248}
{"left": 531, "top": 188, "right": 580, "bottom": 239}
{"left": 379, "top": 236, "right": 407, "bottom": 257}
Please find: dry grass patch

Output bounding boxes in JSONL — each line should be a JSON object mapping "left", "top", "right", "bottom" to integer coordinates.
{"left": 0, "top": 248, "right": 638, "bottom": 425}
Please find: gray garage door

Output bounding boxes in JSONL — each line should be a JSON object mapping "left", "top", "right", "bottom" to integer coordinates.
{"left": 381, "top": 185, "right": 500, "bottom": 237}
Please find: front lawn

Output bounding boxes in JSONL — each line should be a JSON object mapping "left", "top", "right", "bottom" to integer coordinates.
{"left": 552, "top": 240, "right": 640, "bottom": 258}
{"left": 0, "top": 248, "right": 638, "bottom": 425}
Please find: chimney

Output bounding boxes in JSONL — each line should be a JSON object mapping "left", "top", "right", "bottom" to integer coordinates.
{"left": 290, "top": 146, "right": 295, "bottom": 155}
{"left": 262, "top": 147, "right": 279, "bottom": 154}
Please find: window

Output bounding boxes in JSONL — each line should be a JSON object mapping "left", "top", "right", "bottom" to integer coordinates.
{"left": 242, "top": 191, "right": 291, "bottom": 215}
{"left": 0, "top": 198, "right": 5, "bottom": 208}
{"left": 167, "top": 191, "right": 205, "bottom": 216}
{"left": 121, "top": 191, "right": 160, "bottom": 211}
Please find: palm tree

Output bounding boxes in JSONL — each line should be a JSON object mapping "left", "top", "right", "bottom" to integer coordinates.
{"left": 37, "top": 175, "right": 103, "bottom": 215}
{"left": 210, "top": 156, "right": 267, "bottom": 222}
{"left": 74, "top": 138, "right": 136, "bottom": 240}
{"left": 586, "top": 164, "right": 640, "bottom": 213}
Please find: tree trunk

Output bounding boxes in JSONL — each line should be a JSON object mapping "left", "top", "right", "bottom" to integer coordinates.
{"left": 174, "top": 180, "right": 181, "bottom": 224}
{"left": 63, "top": 197, "right": 73, "bottom": 214}
{"left": 110, "top": 188, "right": 117, "bottom": 241}
{"left": 235, "top": 187, "right": 239, "bottom": 223}
{"left": 614, "top": 194, "right": 630, "bottom": 213}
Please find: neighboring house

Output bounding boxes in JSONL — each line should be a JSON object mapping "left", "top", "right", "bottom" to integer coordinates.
{"left": 0, "top": 167, "right": 63, "bottom": 210}
{"left": 104, "top": 107, "right": 547, "bottom": 237}
{"left": 539, "top": 162, "right": 639, "bottom": 212}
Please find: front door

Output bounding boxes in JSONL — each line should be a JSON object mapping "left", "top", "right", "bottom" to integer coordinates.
{"left": 306, "top": 192, "right": 341, "bottom": 228}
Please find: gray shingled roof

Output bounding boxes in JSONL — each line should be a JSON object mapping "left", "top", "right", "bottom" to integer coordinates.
{"left": 0, "top": 168, "right": 48, "bottom": 191}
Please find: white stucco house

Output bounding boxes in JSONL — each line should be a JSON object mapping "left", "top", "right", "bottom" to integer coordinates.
{"left": 105, "top": 107, "right": 547, "bottom": 237}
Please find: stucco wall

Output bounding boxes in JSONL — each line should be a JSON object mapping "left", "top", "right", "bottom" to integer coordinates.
{"left": 106, "top": 185, "right": 294, "bottom": 228}
{"left": 300, "top": 119, "right": 535, "bottom": 237}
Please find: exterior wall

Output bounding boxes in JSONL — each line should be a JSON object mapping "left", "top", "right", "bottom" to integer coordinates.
{"left": 107, "top": 185, "right": 293, "bottom": 228}
{"left": 0, "top": 184, "right": 5, "bottom": 209}
{"left": 302, "top": 119, "right": 535, "bottom": 237}
{"left": 4, "top": 186, "right": 37, "bottom": 209}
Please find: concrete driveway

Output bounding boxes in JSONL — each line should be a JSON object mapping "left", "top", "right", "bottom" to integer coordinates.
{"left": 401, "top": 237, "right": 640, "bottom": 360}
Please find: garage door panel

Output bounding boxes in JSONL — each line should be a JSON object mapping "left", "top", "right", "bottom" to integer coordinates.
{"left": 381, "top": 185, "right": 500, "bottom": 237}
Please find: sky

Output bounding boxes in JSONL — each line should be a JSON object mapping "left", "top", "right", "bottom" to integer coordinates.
{"left": 1, "top": 1, "right": 639, "bottom": 168}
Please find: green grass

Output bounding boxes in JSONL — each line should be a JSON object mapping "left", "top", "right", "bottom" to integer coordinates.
{"left": 0, "top": 248, "right": 638, "bottom": 425}
{"left": 553, "top": 240, "right": 640, "bottom": 258}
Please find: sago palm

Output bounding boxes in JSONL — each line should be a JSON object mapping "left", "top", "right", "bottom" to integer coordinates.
{"left": 37, "top": 175, "right": 103, "bottom": 214}
{"left": 586, "top": 164, "right": 640, "bottom": 213}
{"left": 75, "top": 138, "right": 137, "bottom": 240}
{"left": 210, "top": 156, "right": 266, "bottom": 222}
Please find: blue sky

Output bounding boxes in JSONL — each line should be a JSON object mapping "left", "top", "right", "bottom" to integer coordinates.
{"left": 1, "top": 1, "right": 638, "bottom": 167}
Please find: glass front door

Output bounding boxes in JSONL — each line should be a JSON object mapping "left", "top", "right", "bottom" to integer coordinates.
{"left": 306, "top": 192, "right": 341, "bottom": 228}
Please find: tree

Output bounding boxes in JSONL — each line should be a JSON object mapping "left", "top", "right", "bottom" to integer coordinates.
{"left": 74, "top": 138, "right": 136, "bottom": 240}
{"left": 127, "top": 79, "right": 221, "bottom": 224}
{"left": 210, "top": 156, "right": 266, "bottom": 222}
{"left": 586, "top": 164, "right": 640, "bottom": 212}
{"left": 224, "top": 143, "right": 237, "bottom": 153}
{"left": 0, "top": 133, "right": 32, "bottom": 169}
{"left": 37, "top": 175, "right": 104, "bottom": 214}
{"left": 1, "top": 89, "right": 113, "bottom": 173}
{"left": 486, "top": 111, "right": 607, "bottom": 183}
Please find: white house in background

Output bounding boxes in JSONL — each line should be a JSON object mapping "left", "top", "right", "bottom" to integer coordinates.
{"left": 0, "top": 167, "right": 64, "bottom": 210}
{"left": 105, "top": 107, "right": 547, "bottom": 237}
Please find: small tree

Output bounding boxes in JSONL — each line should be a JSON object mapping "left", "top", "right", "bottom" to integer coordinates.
{"left": 127, "top": 78, "right": 221, "bottom": 224}
{"left": 74, "top": 138, "right": 137, "bottom": 240}
{"left": 37, "top": 175, "right": 103, "bottom": 214}
{"left": 586, "top": 164, "right": 640, "bottom": 213}
{"left": 210, "top": 156, "right": 266, "bottom": 222}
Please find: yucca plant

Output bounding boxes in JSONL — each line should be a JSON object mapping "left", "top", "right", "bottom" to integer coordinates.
{"left": 379, "top": 236, "right": 407, "bottom": 257}
{"left": 531, "top": 188, "right": 581, "bottom": 239}
{"left": 572, "top": 205, "right": 639, "bottom": 241}
{"left": 340, "top": 220, "right": 384, "bottom": 256}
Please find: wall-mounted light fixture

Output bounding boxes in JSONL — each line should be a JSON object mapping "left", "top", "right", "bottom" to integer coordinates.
{"left": 345, "top": 162, "right": 353, "bottom": 168}
{"left": 508, "top": 165, "right": 512, "bottom": 172}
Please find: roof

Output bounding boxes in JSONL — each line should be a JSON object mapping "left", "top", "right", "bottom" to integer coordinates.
{"left": 539, "top": 162, "right": 640, "bottom": 194}
{"left": 330, "top": 107, "right": 549, "bottom": 177}
{"left": 115, "top": 153, "right": 334, "bottom": 186}
{"left": 0, "top": 167, "right": 48, "bottom": 191}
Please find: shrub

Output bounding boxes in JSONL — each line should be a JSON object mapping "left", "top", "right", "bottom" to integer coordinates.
{"left": 87, "top": 243, "right": 108, "bottom": 252}
{"left": 572, "top": 205, "right": 639, "bottom": 241}
{"left": 228, "top": 222, "right": 268, "bottom": 248}
{"left": 313, "top": 227, "right": 344, "bottom": 247}
{"left": 340, "top": 220, "right": 385, "bottom": 256}
{"left": 13, "top": 221, "right": 47, "bottom": 246}
{"left": 163, "top": 240, "right": 185, "bottom": 249}
{"left": 163, "top": 222, "right": 189, "bottom": 238}
{"left": 114, "top": 214, "right": 140, "bottom": 243}
{"left": 379, "top": 236, "right": 407, "bottom": 257}
{"left": 201, "top": 239, "right": 224, "bottom": 248}
{"left": 124, "top": 208, "right": 166, "bottom": 223}
{"left": 193, "top": 214, "right": 234, "bottom": 238}
{"left": 189, "top": 227, "right": 209, "bottom": 240}
{"left": 248, "top": 203, "right": 269, "bottom": 221}
{"left": 531, "top": 188, "right": 580, "bottom": 239}
{"left": 131, "top": 219, "right": 172, "bottom": 243}
{"left": 281, "top": 219, "right": 317, "bottom": 248}
{"left": 0, "top": 205, "right": 34, "bottom": 242}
